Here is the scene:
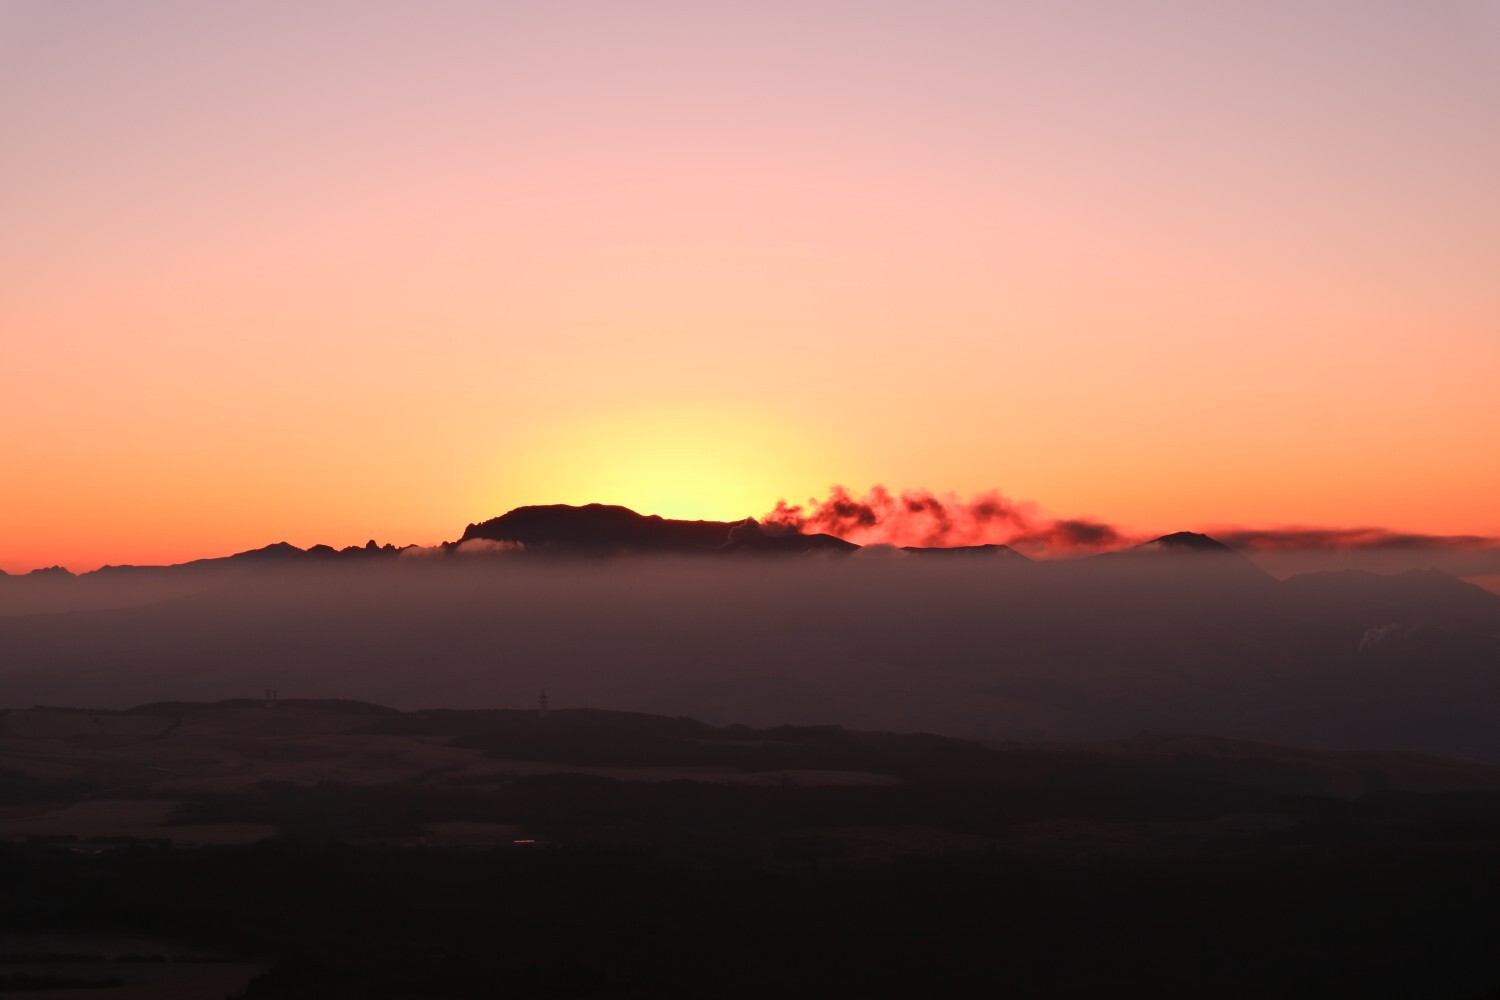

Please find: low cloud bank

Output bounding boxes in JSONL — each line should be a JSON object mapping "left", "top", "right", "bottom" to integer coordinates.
{"left": 764, "top": 485, "right": 1124, "bottom": 555}
{"left": 761, "top": 486, "right": 1500, "bottom": 582}
{"left": 1216, "top": 527, "right": 1497, "bottom": 552}
{"left": 1206, "top": 526, "right": 1500, "bottom": 582}
{"left": 2, "top": 552, "right": 1499, "bottom": 759}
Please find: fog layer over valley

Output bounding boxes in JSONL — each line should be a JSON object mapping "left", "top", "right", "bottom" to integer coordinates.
{"left": 4, "top": 541, "right": 1498, "bottom": 761}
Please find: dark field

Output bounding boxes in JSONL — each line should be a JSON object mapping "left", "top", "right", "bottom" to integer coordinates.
{"left": 6, "top": 701, "right": 1500, "bottom": 997}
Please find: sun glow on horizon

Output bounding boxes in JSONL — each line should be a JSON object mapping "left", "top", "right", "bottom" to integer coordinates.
{"left": 2, "top": 3, "right": 1498, "bottom": 573}
{"left": 485, "top": 405, "right": 840, "bottom": 526}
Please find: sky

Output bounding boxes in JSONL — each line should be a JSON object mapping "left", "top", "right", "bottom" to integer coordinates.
{"left": 2, "top": 0, "right": 1498, "bottom": 573}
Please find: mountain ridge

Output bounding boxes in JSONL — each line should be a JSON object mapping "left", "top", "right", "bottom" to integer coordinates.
{"left": 8, "top": 502, "right": 1482, "bottom": 585}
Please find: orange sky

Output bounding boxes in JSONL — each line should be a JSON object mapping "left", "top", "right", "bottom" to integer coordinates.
{"left": 2, "top": 2, "right": 1498, "bottom": 573}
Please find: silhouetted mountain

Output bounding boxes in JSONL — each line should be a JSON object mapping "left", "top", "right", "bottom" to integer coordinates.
{"left": 1081, "top": 530, "right": 1257, "bottom": 565}
{"left": 461, "top": 503, "right": 734, "bottom": 553}
{"left": 0, "top": 540, "right": 402, "bottom": 616}
{"left": 460, "top": 503, "right": 856, "bottom": 555}
{"left": 723, "top": 516, "right": 859, "bottom": 555}
{"left": 235, "top": 541, "right": 303, "bottom": 561}
{"left": 1079, "top": 529, "right": 1279, "bottom": 604}
{"left": 1134, "top": 530, "right": 1239, "bottom": 554}
{"left": 0, "top": 514, "right": 1255, "bottom": 587}
{"left": 90, "top": 541, "right": 313, "bottom": 579}
{"left": 89, "top": 540, "right": 405, "bottom": 578}
{"left": 24, "top": 566, "right": 75, "bottom": 578}
{"left": 1284, "top": 568, "right": 1500, "bottom": 634}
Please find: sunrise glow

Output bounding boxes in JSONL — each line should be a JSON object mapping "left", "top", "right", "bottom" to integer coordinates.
{"left": 3, "top": 2, "right": 1497, "bottom": 573}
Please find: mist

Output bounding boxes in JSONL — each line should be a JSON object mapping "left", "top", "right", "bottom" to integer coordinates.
{"left": 4, "top": 548, "right": 1497, "bottom": 760}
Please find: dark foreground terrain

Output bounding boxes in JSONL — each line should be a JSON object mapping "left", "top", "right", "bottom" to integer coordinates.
{"left": 6, "top": 701, "right": 1500, "bottom": 997}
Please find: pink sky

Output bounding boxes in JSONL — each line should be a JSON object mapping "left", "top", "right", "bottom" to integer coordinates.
{"left": 2, "top": 1, "right": 1498, "bottom": 573}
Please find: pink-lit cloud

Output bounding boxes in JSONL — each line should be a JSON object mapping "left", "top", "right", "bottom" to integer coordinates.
{"left": 1212, "top": 527, "right": 1498, "bottom": 551}
{"left": 763, "top": 485, "right": 1125, "bottom": 555}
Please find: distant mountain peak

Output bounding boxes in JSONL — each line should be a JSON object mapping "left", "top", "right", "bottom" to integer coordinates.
{"left": 234, "top": 541, "right": 305, "bottom": 559}
{"left": 1282, "top": 566, "right": 1500, "bottom": 634}
{"left": 1084, "top": 529, "right": 1275, "bottom": 589}
{"left": 460, "top": 503, "right": 856, "bottom": 555}
{"left": 1134, "top": 531, "right": 1238, "bottom": 554}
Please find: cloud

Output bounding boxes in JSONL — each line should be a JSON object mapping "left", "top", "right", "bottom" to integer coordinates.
{"left": 1205, "top": 526, "right": 1500, "bottom": 581}
{"left": 761, "top": 491, "right": 1500, "bottom": 576}
{"left": 1012, "top": 518, "right": 1125, "bottom": 552}
{"left": 1212, "top": 527, "right": 1498, "bottom": 551}
{"left": 398, "top": 539, "right": 526, "bottom": 559}
{"left": 398, "top": 544, "right": 445, "bottom": 559}
{"left": 454, "top": 539, "right": 525, "bottom": 556}
{"left": 1359, "top": 622, "right": 1419, "bottom": 652}
{"left": 763, "top": 485, "right": 1126, "bottom": 555}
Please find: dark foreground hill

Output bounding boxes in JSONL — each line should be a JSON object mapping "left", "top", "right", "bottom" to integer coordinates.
{"left": 7, "top": 702, "right": 1500, "bottom": 998}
